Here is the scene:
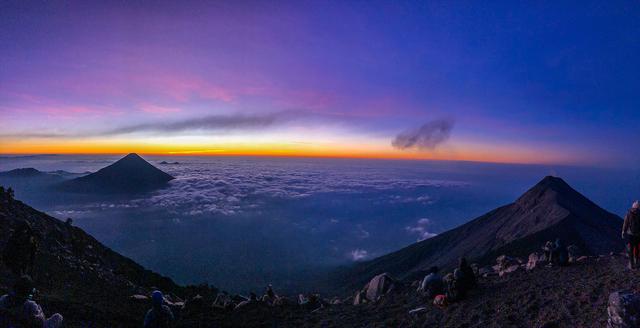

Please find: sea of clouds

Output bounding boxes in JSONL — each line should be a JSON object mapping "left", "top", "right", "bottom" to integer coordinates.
{"left": 3, "top": 155, "right": 636, "bottom": 291}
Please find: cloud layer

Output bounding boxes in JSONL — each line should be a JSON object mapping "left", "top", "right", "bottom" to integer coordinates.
{"left": 129, "top": 160, "right": 463, "bottom": 217}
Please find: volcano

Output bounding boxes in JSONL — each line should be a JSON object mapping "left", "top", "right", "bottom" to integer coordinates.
{"left": 58, "top": 153, "right": 174, "bottom": 193}
{"left": 332, "top": 176, "right": 623, "bottom": 291}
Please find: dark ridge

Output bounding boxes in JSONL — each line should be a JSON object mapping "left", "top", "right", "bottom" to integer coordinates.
{"left": 0, "top": 167, "right": 44, "bottom": 177}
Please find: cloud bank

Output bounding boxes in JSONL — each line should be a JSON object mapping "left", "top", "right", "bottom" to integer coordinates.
{"left": 104, "top": 111, "right": 299, "bottom": 136}
{"left": 392, "top": 119, "right": 454, "bottom": 150}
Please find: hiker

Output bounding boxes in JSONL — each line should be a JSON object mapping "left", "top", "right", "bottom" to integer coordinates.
{"left": 458, "top": 258, "right": 476, "bottom": 290}
{"left": 417, "top": 266, "right": 444, "bottom": 300}
{"left": 143, "top": 290, "right": 174, "bottom": 328}
{"left": 543, "top": 240, "right": 554, "bottom": 263}
{"left": 0, "top": 275, "right": 63, "bottom": 328}
{"left": 553, "top": 238, "right": 569, "bottom": 266}
{"left": 446, "top": 269, "right": 467, "bottom": 301}
{"left": 262, "top": 284, "right": 278, "bottom": 305}
{"left": 622, "top": 201, "right": 640, "bottom": 269}
{"left": 2, "top": 222, "right": 38, "bottom": 276}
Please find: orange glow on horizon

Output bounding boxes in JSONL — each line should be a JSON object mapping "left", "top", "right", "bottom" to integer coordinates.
{"left": 0, "top": 138, "right": 579, "bottom": 165}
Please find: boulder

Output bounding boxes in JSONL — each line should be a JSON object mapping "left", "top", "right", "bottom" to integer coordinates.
{"left": 183, "top": 294, "right": 206, "bottom": 313}
{"left": 499, "top": 264, "right": 521, "bottom": 277}
{"left": 276, "top": 296, "right": 293, "bottom": 306}
{"left": 608, "top": 290, "right": 640, "bottom": 328}
{"left": 354, "top": 273, "right": 396, "bottom": 305}
{"left": 526, "top": 252, "right": 542, "bottom": 271}
{"left": 479, "top": 266, "right": 496, "bottom": 277}
{"left": 495, "top": 255, "right": 521, "bottom": 275}
{"left": 364, "top": 273, "right": 396, "bottom": 302}
{"left": 496, "top": 255, "right": 519, "bottom": 268}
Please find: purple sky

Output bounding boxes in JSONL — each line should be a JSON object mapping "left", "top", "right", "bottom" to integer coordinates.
{"left": 1, "top": 1, "right": 638, "bottom": 166}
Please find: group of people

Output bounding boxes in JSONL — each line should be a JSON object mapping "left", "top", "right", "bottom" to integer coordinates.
{"left": 212, "top": 284, "right": 287, "bottom": 311}
{"left": 542, "top": 238, "right": 569, "bottom": 266}
{"left": 0, "top": 275, "right": 63, "bottom": 328}
{"left": 0, "top": 220, "right": 60, "bottom": 328}
{"left": 622, "top": 201, "right": 640, "bottom": 270}
{"left": 417, "top": 257, "right": 477, "bottom": 307}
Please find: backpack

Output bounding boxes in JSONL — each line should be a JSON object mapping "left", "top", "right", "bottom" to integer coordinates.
{"left": 433, "top": 294, "right": 448, "bottom": 308}
{"left": 629, "top": 209, "right": 640, "bottom": 235}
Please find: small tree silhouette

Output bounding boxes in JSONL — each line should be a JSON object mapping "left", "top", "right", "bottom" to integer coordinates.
{"left": 6, "top": 187, "right": 14, "bottom": 199}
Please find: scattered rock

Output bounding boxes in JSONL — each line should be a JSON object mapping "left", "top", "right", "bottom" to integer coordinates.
{"left": 608, "top": 290, "right": 640, "bottom": 328}
{"left": 130, "top": 294, "right": 148, "bottom": 301}
{"left": 479, "top": 265, "right": 495, "bottom": 277}
{"left": 577, "top": 256, "right": 589, "bottom": 263}
{"left": 409, "top": 307, "right": 427, "bottom": 315}
{"left": 495, "top": 255, "right": 522, "bottom": 276}
{"left": 500, "top": 265, "right": 521, "bottom": 277}
{"left": 353, "top": 290, "right": 366, "bottom": 305}
{"left": 567, "top": 245, "right": 581, "bottom": 262}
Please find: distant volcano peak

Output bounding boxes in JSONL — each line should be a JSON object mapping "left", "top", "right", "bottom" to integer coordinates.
{"left": 535, "top": 175, "right": 572, "bottom": 190}
{"left": 123, "top": 152, "right": 142, "bottom": 159}
{"left": 58, "top": 153, "right": 174, "bottom": 194}
{"left": 332, "top": 175, "right": 622, "bottom": 291}
{"left": 517, "top": 176, "right": 570, "bottom": 202}
{"left": 515, "top": 176, "right": 599, "bottom": 216}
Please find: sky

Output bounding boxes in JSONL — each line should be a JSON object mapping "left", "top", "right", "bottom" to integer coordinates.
{"left": 1, "top": 1, "right": 638, "bottom": 166}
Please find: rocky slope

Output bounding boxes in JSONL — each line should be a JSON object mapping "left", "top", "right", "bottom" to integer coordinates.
{"left": 331, "top": 176, "right": 623, "bottom": 292}
{"left": 0, "top": 187, "right": 213, "bottom": 327}
{"left": 57, "top": 153, "right": 174, "bottom": 193}
{"left": 162, "top": 254, "right": 636, "bottom": 328}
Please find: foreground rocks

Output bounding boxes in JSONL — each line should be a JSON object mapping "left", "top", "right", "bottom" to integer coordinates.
{"left": 353, "top": 273, "right": 396, "bottom": 305}
{"left": 607, "top": 290, "right": 640, "bottom": 328}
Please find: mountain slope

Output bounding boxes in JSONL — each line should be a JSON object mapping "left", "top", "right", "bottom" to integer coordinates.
{"left": 0, "top": 187, "right": 188, "bottom": 326}
{"left": 331, "top": 176, "right": 623, "bottom": 291}
{"left": 57, "top": 153, "right": 174, "bottom": 193}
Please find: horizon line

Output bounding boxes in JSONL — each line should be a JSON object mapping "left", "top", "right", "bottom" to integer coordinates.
{"left": 0, "top": 151, "right": 594, "bottom": 168}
